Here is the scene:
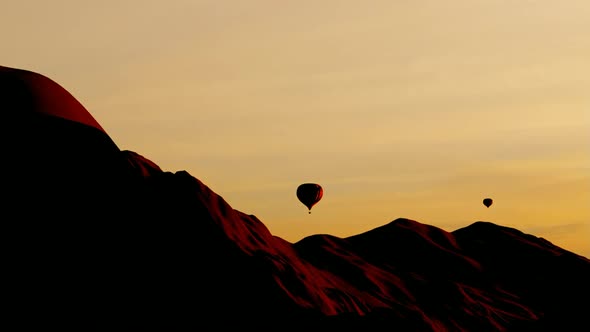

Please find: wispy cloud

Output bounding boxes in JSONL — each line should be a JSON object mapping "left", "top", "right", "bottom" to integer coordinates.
{"left": 523, "top": 222, "right": 589, "bottom": 237}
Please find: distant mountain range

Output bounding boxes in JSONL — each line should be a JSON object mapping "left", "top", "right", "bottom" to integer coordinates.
{"left": 2, "top": 65, "right": 589, "bottom": 331}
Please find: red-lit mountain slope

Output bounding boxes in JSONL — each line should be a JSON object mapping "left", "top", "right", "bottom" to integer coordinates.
{"left": 2, "top": 65, "right": 588, "bottom": 332}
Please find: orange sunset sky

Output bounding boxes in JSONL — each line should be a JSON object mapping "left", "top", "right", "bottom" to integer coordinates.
{"left": 2, "top": 1, "right": 588, "bottom": 257}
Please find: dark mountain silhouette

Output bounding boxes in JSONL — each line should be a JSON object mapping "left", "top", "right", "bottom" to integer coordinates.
{"left": 2, "top": 65, "right": 589, "bottom": 332}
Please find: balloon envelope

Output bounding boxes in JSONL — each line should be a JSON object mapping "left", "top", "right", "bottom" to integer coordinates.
{"left": 296, "top": 183, "right": 323, "bottom": 213}
{"left": 483, "top": 198, "right": 493, "bottom": 208}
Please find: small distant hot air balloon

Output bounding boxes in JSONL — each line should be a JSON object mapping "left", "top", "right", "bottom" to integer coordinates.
{"left": 296, "top": 183, "right": 323, "bottom": 214}
{"left": 483, "top": 198, "right": 493, "bottom": 208}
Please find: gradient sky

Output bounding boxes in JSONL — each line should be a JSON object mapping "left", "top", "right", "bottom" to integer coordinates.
{"left": 3, "top": 1, "right": 589, "bottom": 257}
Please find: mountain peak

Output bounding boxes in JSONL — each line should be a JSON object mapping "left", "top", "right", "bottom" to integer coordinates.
{"left": 1, "top": 65, "right": 106, "bottom": 133}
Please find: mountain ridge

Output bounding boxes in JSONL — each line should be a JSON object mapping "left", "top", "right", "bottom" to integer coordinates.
{"left": 2, "top": 65, "right": 589, "bottom": 331}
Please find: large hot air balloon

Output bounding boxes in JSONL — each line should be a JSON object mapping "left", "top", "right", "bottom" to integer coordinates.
{"left": 483, "top": 198, "right": 493, "bottom": 208}
{"left": 296, "top": 183, "right": 323, "bottom": 214}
